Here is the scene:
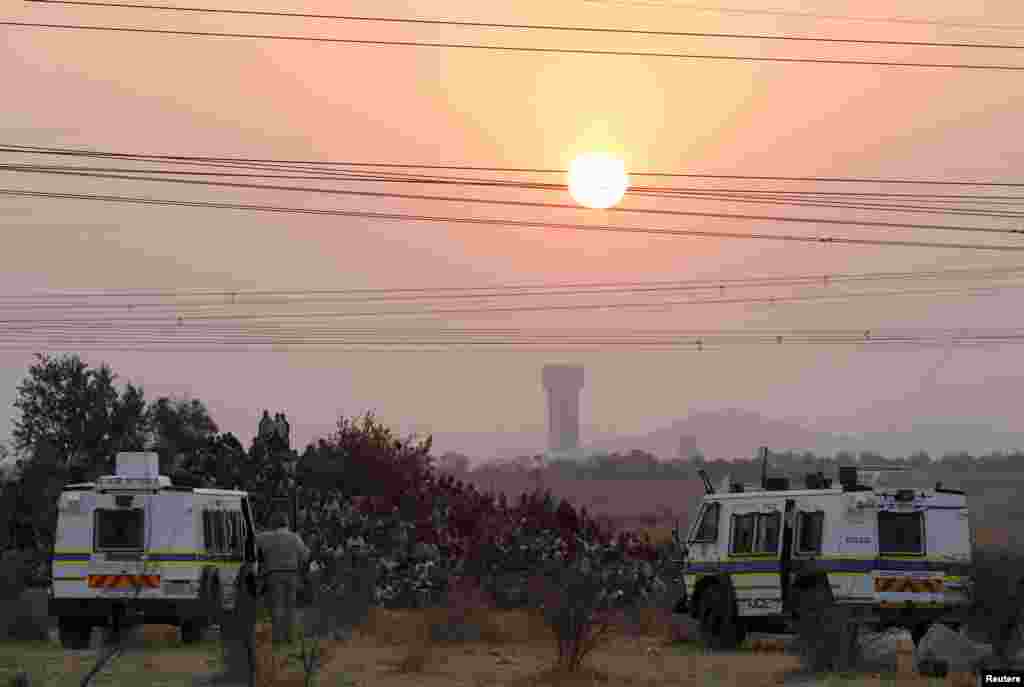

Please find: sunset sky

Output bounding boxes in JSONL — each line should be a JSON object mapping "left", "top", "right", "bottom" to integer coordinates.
{"left": 3, "top": 0, "right": 1024, "bottom": 459}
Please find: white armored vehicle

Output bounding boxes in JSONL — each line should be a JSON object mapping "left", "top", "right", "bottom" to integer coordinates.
{"left": 48, "top": 452, "right": 260, "bottom": 648}
{"left": 672, "top": 465, "right": 974, "bottom": 650}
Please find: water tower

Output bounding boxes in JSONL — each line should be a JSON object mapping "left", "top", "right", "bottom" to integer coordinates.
{"left": 542, "top": 364, "right": 585, "bottom": 452}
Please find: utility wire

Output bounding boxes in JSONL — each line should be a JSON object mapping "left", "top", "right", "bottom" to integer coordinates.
{"left": 12, "top": 158, "right": 1024, "bottom": 212}
{"left": 15, "top": 163, "right": 1024, "bottom": 219}
{"left": 5, "top": 165, "right": 1022, "bottom": 234}
{"left": 1, "top": 334, "right": 1021, "bottom": 354}
{"left": 581, "top": 0, "right": 1024, "bottom": 34}
{"left": 5, "top": 21, "right": 1024, "bottom": 71}
{"left": 0, "top": 343, "right": 1010, "bottom": 353}
{"left": 25, "top": 0, "right": 1024, "bottom": 51}
{"left": 1, "top": 283, "right": 1016, "bottom": 324}
{"left": 7, "top": 143, "right": 1024, "bottom": 185}
{"left": 7, "top": 158, "right": 1024, "bottom": 216}
{"left": 5, "top": 187, "right": 1024, "bottom": 251}
{"left": 2, "top": 265, "right": 1020, "bottom": 305}
{"left": 9, "top": 159, "right": 1024, "bottom": 216}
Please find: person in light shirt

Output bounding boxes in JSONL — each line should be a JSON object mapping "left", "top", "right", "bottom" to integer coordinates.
{"left": 255, "top": 511, "right": 310, "bottom": 644}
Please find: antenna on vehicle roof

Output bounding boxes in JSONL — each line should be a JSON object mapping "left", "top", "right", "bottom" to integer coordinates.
{"left": 760, "top": 446, "right": 769, "bottom": 490}
{"left": 698, "top": 468, "right": 715, "bottom": 495}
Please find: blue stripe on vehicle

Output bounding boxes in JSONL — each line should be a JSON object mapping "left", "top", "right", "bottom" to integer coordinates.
{"left": 51, "top": 553, "right": 239, "bottom": 562}
{"left": 686, "top": 559, "right": 964, "bottom": 574}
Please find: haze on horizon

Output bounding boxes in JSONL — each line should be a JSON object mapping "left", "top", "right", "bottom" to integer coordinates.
{"left": 3, "top": 0, "right": 1024, "bottom": 463}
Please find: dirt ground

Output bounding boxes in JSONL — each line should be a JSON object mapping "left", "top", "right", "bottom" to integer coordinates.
{"left": 0, "top": 610, "right": 961, "bottom": 687}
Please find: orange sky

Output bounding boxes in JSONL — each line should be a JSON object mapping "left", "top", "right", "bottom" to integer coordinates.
{"left": 2, "top": 0, "right": 1024, "bottom": 457}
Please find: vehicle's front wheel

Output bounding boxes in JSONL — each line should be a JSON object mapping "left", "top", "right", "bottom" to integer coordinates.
{"left": 58, "top": 617, "right": 91, "bottom": 650}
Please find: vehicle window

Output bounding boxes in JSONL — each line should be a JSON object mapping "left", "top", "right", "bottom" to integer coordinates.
{"left": 241, "top": 497, "right": 257, "bottom": 562}
{"left": 230, "top": 512, "right": 243, "bottom": 557}
{"left": 755, "top": 512, "right": 781, "bottom": 553}
{"left": 203, "top": 511, "right": 212, "bottom": 552}
{"left": 215, "top": 511, "right": 227, "bottom": 554}
{"left": 95, "top": 509, "right": 144, "bottom": 551}
{"left": 204, "top": 510, "right": 229, "bottom": 555}
{"left": 797, "top": 511, "right": 824, "bottom": 553}
{"left": 731, "top": 513, "right": 757, "bottom": 554}
{"left": 693, "top": 503, "right": 720, "bottom": 542}
{"left": 878, "top": 511, "right": 924, "bottom": 554}
{"left": 227, "top": 512, "right": 236, "bottom": 555}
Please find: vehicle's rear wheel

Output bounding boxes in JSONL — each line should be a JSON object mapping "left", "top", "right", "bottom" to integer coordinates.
{"left": 699, "top": 586, "right": 742, "bottom": 651}
{"left": 58, "top": 617, "right": 91, "bottom": 650}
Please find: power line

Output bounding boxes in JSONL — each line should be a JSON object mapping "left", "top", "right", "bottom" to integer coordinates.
{"left": 5, "top": 21, "right": 1024, "bottom": 71}
{"left": 25, "top": 0, "right": 1024, "bottom": 51}
{"left": 13, "top": 163, "right": 1024, "bottom": 219}
{"left": 2, "top": 265, "right": 1019, "bottom": 303}
{"left": 1, "top": 333, "right": 1021, "bottom": 354}
{"left": 7, "top": 143, "right": 1024, "bottom": 185}
{"left": 10, "top": 154, "right": 1024, "bottom": 215}
{"left": 581, "top": 0, "right": 1024, "bottom": 34}
{"left": 0, "top": 343, "right": 1009, "bottom": 353}
{"left": 2, "top": 283, "right": 1017, "bottom": 324}
{"left": 6, "top": 164, "right": 1023, "bottom": 234}
{"left": 5, "top": 187, "right": 1024, "bottom": 251}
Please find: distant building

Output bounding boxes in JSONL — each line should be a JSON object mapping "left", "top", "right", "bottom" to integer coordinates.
{"left": 542, "top": 364, "right": 585, "bottom": 452}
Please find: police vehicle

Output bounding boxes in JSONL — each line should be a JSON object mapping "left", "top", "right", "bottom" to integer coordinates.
{"left": 672, "top": 464, "right": 976, "bottom": 650}
{"left": 49, "top": 452, "right": 260, "bottom": 649}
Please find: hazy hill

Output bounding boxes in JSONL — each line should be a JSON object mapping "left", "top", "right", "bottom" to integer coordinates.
{"left": 582, "top": 408, "right": 827, "bottom": 460}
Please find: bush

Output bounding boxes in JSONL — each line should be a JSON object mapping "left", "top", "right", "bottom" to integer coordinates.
{"left": 0, "top": 550, "right": 35, "bottom": 601}
{"left": 1, "top": 612, "right": 49, "bottom": 641}
{"left": 528, "top": 537, "right": 661, "bottom": 673}
{"left": 426, "top": 576, "right": 492, "bottom": 644}
{"left": 967, "top": 546, "right": 1024, "bottom": 653}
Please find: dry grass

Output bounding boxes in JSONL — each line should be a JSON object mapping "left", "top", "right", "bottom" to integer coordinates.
{"left": 2, "top": 606, "right": 970, "bottom": 687}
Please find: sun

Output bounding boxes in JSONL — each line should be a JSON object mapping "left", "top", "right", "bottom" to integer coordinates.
{"left": 568, "top": 153, "right": 630, "bottom": 209}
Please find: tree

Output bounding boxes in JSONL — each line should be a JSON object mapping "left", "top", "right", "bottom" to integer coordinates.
{"left": 437, "top": 451, "right": 471, "bottom": 475}
{"left": 907, "top": 450, "right": 932, "bottom": 469}
{"left": 12, "top": 353, "right": 147, "bottom": 480}
{"left": 145, "top": 396, "right": 219, "bottom": 474}
{"left": 296, "top": 412, "right": 433, "bottom": 502}
{"left": 941, "top": 451, "right": 974, "bottom": 473}
{"left": 835, "top": 450, "right": 856, "bottom": 465}
{"left": 4, "top": 439, "right": 72, "bottom": 585}
{"left": 176, "top": 432, "right": 247, "bottom": 490}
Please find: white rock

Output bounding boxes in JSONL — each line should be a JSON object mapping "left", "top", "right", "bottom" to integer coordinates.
{"left": 858, "top": 628, "right": 911, "bottom": 673}
{"left": 914, "top": 623, "right": 994, "bottom": 673}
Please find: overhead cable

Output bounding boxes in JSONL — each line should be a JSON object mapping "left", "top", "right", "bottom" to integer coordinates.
{"left": 4, "top": 188, "right": 1024, "bottom": 251}
{"left": 4, "top": 21, "right": 1024, "bottom": 71}
{"left": 4, "top": 164, "right": 1022, "bottom": 234}
{"left": 1, "top": 264, "right": 1020, "bottom": 303}
{"left": 6, "top": 143, "right": 1024, "bottom": 185}
{"left": 24, "top": 0, "right": 1024, "bottom": 51}
{"left": 0, "top": 283, "right": 1016, "bottom": 324}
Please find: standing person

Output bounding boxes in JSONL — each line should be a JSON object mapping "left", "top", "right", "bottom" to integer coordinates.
{"left": 255, "top": 511, "right": 310, "bottom": 644}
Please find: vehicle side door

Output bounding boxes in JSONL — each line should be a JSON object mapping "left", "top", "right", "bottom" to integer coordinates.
{"left": 241, "top": 496, "right": 258, "bottom": 565}
{"left": 687, "top": 501, "right": 722, "bottom": 568}
{"left": 779, "top": 499, "right": 796, "bottom": 609}
{"left": 790, "top": 502, "right": 826, "bottom": 604}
